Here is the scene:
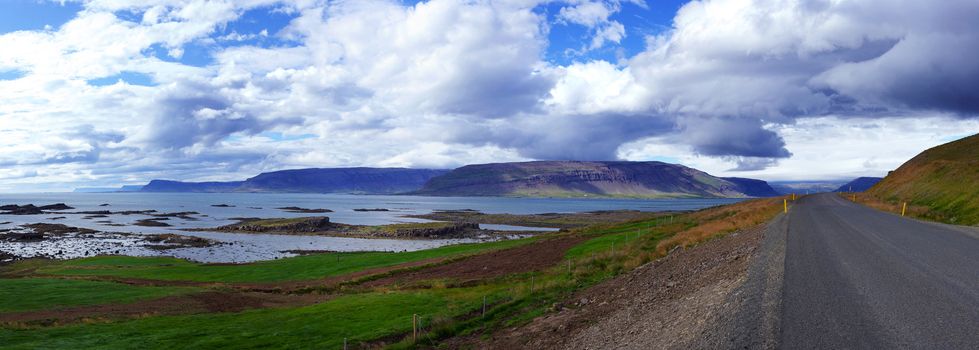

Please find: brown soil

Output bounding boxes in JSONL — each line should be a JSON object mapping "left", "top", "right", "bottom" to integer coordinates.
{"left": 0, "top": 291, "right": 324, "bottom": 326}
{"left": 362, "top": 236, "right": 587, "bottom": 288}
{"left": 445, "top": 223, "right": 770, "bottom": 349}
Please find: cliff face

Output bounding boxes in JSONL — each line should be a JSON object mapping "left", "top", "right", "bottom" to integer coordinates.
{"left": 414, "top": 161, "right": 778, "bottom": 198}
{"left": 140, "top": 168, "right": 448, "bottom": 194}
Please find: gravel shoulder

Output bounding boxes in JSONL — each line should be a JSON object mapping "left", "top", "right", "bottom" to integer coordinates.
{"left": 453, "top": 214, "right": 789, "bottom": 349}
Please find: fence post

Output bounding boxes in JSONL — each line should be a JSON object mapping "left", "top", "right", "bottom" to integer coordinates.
{"left": 482, "top": 295, "right": 487, "bottom": 316}
{"left": 412, "top": 314, "right": 418, "bottom": 342}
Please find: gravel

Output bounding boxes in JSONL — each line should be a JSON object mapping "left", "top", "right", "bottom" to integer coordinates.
{"left": 462, "top": 215, "right": 790, "bottom": 349}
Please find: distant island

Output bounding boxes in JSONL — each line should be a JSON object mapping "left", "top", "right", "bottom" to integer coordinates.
{"left": 74, "top": 161, "right": 782, "bottom": 199}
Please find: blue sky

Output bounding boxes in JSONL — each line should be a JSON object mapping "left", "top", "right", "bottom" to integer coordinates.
{"left": 0, "top": 0, "right": 686, "bottom": 72}
{"left": 0, "top": 0, "right": 83, "bottom": 33}
{"left": 0, "top": 0, "right": 977, "bottom": 192}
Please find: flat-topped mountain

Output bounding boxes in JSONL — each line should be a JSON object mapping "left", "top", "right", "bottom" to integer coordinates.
{"left": 141, "top": 180, "right": 244, "bottom": 193}
{"left": 413, "top": 161, "right": 779, "bottom": 198}
{"left": 140, "top": 168, "right": 448, "bottom": 194}
{"left": 867, "top": 133, "right": 979, "bottom": 224}
{"left": 236, "top": 168, "right": 448, "bottom": 193}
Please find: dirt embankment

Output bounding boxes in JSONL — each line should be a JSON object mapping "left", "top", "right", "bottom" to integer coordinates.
{"left": 448, "top": 216, "right": 786, "bottom": 349}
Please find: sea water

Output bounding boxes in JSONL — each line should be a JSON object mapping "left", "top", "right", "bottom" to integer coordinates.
{"left": 0, "top": 193, "right": 741, "bottom": 262}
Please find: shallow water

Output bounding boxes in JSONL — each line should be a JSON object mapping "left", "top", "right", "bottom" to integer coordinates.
{"left": 0, "top": 193, "right": 741, "bottom": 262}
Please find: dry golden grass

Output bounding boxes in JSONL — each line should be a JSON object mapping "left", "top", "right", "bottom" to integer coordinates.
{"left": 654, "top": 196, "right": 786, "bottom": 255}
{"left": 843, "top": 193, "right": 932, "bottom": 220}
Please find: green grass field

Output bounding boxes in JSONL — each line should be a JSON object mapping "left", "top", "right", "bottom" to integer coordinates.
{"left": 0, "top": 278, "right": 198, "bottom": 313}
{"left": 1, "top": 290, "right": 451, "bottom": 349}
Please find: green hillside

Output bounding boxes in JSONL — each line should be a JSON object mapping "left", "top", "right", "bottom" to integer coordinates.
{"left": 867, "top": 133, "right": 979, "bottom": 225}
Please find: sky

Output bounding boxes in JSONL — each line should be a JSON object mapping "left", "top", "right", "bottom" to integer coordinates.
{"left": 0, "top": 0, "right": 978, "bottom": 192}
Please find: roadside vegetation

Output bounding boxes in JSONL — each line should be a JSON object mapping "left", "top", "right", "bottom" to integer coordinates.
{"left": 858, "top": 133, "right": 979, "bottom": 225}
{"left": 0, "top": 196, "right": 787, "bottom": 348}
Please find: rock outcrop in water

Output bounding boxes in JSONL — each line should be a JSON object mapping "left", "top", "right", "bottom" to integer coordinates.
{"left": 0, "top": 204, "right": 75, "bottom": 215}
{"left": 391, "top": 222, "right": 479, "bottom": 238}
{"left": 218, "top": 217, "right": 334, "bottom": 233}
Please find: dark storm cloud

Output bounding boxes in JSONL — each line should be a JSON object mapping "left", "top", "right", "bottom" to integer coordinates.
{"left": 456, "top": 112, "right": 675, "bottom": 160}
{"left": 680, "top": 117, "right": 791, "bottom": 159}
{"left": 815, "top": 34, "right": 979, "bottom": 116}
{"left": 432, "top": 62, "right": 555, "bottom": 118}
{"left": 143, "top": 81, "right": 302, "bottom": 150}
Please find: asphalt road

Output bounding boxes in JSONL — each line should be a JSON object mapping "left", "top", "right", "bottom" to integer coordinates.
{"left": 781, "top": 193, "right": 979, "bottom": 349}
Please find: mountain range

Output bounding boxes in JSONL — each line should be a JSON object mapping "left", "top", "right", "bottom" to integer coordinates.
{"left": 76, "top": 161, "right": 785, "bottom": 199}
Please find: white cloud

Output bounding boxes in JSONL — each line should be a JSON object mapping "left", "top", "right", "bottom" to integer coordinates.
{"left": 0, "top": 0, "right": 978, "bottom": 192}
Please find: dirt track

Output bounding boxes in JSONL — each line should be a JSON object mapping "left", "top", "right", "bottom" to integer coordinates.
{"left": 361, "top": 236, "right": 586, "bottom": 288}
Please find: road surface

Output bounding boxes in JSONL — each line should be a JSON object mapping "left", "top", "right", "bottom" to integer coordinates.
{"left": 781, "top": 193, "right": 979, "bottom": 348}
